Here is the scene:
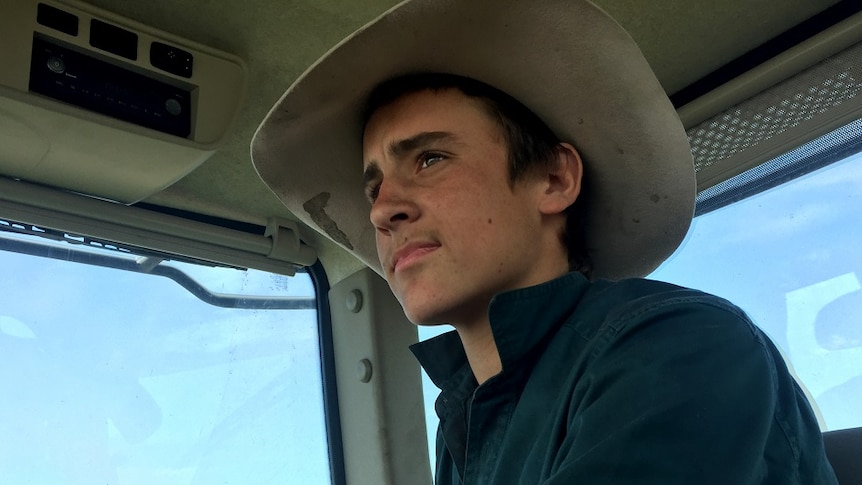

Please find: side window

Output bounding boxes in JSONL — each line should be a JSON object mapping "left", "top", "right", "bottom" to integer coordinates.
{"left": 651, "top": 146, "right": 862, "bottom": 432}
{"left": 0, "top": 224, "right": 334, "bottom": 483}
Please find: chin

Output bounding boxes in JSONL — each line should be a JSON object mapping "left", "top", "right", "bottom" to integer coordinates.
{"left": 402, "top": 305, "right": 447, "bottom": 326}
{"left": 398, "top": 294, "right": 452, "bottom": 326}
{"left": 391, "top": 273, "right": 469, "bottom": 326}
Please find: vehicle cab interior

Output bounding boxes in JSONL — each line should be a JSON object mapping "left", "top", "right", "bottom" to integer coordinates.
{"left": 1, "top": 0, "right": 861, "bottom": 483}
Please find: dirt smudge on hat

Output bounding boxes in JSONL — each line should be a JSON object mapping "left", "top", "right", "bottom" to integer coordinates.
{"left": 303, "top": 192, "right": 354, "bottom": 250}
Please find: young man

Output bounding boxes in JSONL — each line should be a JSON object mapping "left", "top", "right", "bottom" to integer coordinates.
{"left": 252, "top": 0, "right": 839, "bottom": 483}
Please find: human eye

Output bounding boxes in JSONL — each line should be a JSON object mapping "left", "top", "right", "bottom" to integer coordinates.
{"left": 418, "top": 151, "right": 446, "bottom": 169}
{"left": 365, "top": 182, "right": 380, "bottom": 204}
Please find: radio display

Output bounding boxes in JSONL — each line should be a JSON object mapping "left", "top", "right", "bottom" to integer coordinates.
{"left": 29, "top": 35, "right": 194, "bottom": 139}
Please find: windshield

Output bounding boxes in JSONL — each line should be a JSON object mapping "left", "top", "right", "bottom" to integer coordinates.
{"left": 0, "top": 227, "right": 332, "bottom": 484}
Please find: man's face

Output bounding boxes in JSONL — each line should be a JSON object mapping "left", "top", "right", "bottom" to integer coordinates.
{"left": 362, "top": 88, "right": 565, "bottom": 328}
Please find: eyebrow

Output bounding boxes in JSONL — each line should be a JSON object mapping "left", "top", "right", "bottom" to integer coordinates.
{"left": 388, "top": 131, "right": 456, "bottom": 158}
{"left": 362, "top": 131, "right": 457, "bottom": 192}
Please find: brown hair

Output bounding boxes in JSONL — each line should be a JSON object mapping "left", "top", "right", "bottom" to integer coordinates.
{"left": 364, "top": 73, "right": 592, "bottom": 276}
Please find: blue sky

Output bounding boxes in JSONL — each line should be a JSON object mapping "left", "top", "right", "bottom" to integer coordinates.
{"left": 650, "top": 150, "right": 862, "bottom": 430}
{"left": 0, "top": 249, "right": 329, "bottom": 484}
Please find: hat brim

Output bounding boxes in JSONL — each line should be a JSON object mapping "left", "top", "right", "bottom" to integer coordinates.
{"left": 251, "top": 0, "right": 695, "bottom": 280}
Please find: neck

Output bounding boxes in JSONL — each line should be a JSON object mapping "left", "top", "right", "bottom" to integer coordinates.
{"left": 455, "top": 320, "right": 502, "bottom": 385}
{"left": 451, "top": 252, "right": 569, "bottom": 384}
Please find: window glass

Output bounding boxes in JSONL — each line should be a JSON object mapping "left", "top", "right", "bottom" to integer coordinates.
{"left": 0, "top": 229, "right": 331, "bottom": 484}
{"left": 419, "top": 325, "right": 448, "bottom": 471}
{"left": 651, "top": 149, "right": 862, "bottom": 431}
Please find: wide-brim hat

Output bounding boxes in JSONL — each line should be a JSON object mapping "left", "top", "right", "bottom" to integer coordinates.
{"left": 251, "top": 0, "right": 696, "bottom": 280}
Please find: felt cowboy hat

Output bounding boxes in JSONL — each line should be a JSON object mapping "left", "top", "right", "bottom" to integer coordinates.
{"left": 251, "top": 0, "right": 695, "bottom": 280}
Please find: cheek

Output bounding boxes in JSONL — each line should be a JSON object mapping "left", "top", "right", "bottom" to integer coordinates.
{"left": 374, "top": 231, "right": 393, "bottom": 273}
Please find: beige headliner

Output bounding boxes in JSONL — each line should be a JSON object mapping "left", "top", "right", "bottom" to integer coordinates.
{"left": 76, "top": 0, "right": 842, "bottom": 282}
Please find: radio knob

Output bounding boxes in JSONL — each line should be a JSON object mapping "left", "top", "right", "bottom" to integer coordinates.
{"left": 164, "top": 98, "right": 182, "bottom": 116}
{"left": 47, "top": 56, "right": 65, "bottom": 74}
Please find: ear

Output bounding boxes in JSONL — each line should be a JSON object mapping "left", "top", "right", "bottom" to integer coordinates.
{"left": 537, "top": 142, "right": 583, "bottom": 216}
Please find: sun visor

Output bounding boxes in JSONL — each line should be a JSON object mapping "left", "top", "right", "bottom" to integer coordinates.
{"left": 0, "top": 0, "right": 247, "bottom": 204}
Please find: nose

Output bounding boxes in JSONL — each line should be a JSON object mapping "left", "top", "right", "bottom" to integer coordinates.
{"left": 369, "top": 178, "right": 418, "bottom": 233}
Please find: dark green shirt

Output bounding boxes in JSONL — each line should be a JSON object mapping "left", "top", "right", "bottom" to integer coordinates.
{"left": 411, "top": 273, "right": 838, "bottom": 484}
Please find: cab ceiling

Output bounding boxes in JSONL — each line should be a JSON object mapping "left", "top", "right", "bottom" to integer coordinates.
{"left": 77, "top": 0, "right": 844, "bottom": 278}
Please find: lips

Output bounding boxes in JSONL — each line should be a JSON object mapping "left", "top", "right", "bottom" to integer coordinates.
{"left": 391, "top": 241, "right": 440, "bottom": 272}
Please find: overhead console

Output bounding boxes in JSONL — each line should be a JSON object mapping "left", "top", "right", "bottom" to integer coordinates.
{"left": 0, "top": 0, "right": 247, "bottom": 203}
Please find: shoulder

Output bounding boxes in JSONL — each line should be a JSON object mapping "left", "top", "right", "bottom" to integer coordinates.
{"left": 561, "top": 277, "right": 770, "bottom": 368}
{"left": 585, "top": 277, "right": 742, "bottom": 313}
{"left": 577, "top": 277, "right": 754, "bottom": 332}
{"left": 526, "top": 279, "right": 830, "bottom": 485}
{"left": 550, "top": 279, "right": 786, "bottom": 406}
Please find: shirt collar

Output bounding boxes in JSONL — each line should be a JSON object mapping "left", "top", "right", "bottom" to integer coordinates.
{"left": 410, "top": 330, "right": 467, "bottom": 389}
{"left": 410, "top": 272, "right": 590, "bottom": 388}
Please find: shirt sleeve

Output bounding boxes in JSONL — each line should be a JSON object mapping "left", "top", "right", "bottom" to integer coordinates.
{"left": 541, "top": 293, "right": 832, "bottom": 484}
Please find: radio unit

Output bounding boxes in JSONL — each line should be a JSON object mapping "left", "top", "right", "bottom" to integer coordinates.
{"left": 30, "top": 35, "right": 193, "bottom": 138}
